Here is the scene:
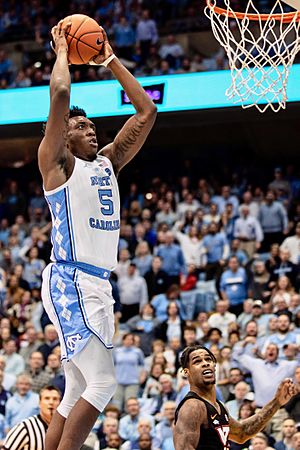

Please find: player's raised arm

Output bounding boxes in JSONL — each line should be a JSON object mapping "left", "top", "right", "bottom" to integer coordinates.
{"left": 173, "top": 399, "right": 204, "bottom": 450}
{"left": 38, "top": 19, "right": 73, "bottom": 190}
{"left": 95, "top": 29, "right": 157, "bottom": 175}
{"left": 229, "top": 378, "right": 299, "bottom": 443}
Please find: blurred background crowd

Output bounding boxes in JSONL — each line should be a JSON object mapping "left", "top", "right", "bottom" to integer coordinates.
{"left": 0, "top": 160, "right": 298, "bottom": 449}
{"left": 0, "top": 0, "right": 297, "bottom": 89}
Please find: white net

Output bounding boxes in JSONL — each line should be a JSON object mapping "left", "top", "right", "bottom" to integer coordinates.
{"left": 205, "top": 0, "right": 300, "bottom": 112}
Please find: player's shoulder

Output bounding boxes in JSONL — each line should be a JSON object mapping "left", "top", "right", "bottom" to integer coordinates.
{"left": 178, "top": 395, "right": 207, "bottom": 417}
{"left": 176, "top": 396, "right": 206, "bottom": 427}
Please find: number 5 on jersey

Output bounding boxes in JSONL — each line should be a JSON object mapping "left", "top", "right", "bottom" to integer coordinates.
{"left": 98, "top": 189, "right": 114, "bottom": 215}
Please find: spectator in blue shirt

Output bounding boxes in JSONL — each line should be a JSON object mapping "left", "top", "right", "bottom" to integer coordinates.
{"left": 127, "top": 304, "right": 160, "bottom": 356}
{"left": 153, "top": 400, "right": 176, "bottom": 448}
{"left": 220, "top": 255, "right": 249, "bottom": 315}
{"left": 274, "top": 418, "right": 297, "bottom": 450}
{"left": 258, "top": 190, "right": 289, "bottom": 252}
{"left": 113, "top": 334, "right": 146, "bottom": 411}
{"left": 119, "top": 397, "right": 154, "bottom": 442}
{"left": 153, "top": 373, "right": 177, "bottom": 415}
{"left": 5, "top": 373, "right": 39, "bottom": 431}
{"left": 151, "top": 284, "right": 186, "bottom": 322}
{"left": 0, "top": 369, "right": 11, "bottom": 416}
{"left": 203, "top": 222, "right": 229, "bottom": 280}
{"left": 155, "top": 230, "right": 186, "bottom": 285}
{"left": 229, "top": 239, "right": 249, "bottom": 266}
{"left": 136, "top": 9, "right": 159, "bottom": 63}
{"left": 0, "top": 50, "right": 14, "bottom": 85}
{"left": 263, "top": 313, "right": 298, "bottom": 359}
{"left": 212, "top": 185, "right": 240, "bottom": 217}
{"left": 0, "top": 411, "right": 5, "bottom": 444}
{"left": 132, "top": 241, "right": 153, "bottom": 277}
{"left": 221, "top": 203, "right": 238, "bottom": 243}
{"left": 113, "top": 16, "right": 136, "bottom": 61}
{"left": 0, "top": 219, "right": 10, "bottom": 246}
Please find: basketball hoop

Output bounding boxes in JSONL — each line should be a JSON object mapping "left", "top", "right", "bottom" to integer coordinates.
{"left": 205, "top": 0, "right": 300, "bottom": 112}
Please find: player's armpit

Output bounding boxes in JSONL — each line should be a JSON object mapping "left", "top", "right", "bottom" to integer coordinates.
{"left": 101, "top": 109, "right": 156, "bottom": 175}
{"left": 173, "top": 399, "right": 205, "bottom": 450}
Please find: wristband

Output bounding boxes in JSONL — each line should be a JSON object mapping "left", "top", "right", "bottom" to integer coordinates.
{"left": 89, "top": 54, "right": 116, "bottom": 67}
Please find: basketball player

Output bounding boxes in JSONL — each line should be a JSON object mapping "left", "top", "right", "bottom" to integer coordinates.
{"left": 39, "top": 20, "right": 157, "bottom": 450}
{"left": 174, "top": 345, "right": 299, "bottom": 450}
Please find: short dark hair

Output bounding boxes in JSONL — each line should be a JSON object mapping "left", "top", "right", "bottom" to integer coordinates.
{"left": 122, "top": 333, "right": 134, "bottom": 342}
{"left": 180, "top": 345, "right": 217, "bottom": 369}
{"left": 183, "top": 325, "right": 196, "bottom": 334}
{"left": 230, "top": 367, "right": 243, "bottom": 374}
{"left": 39, "top": 385, "right": 61, "bottom": 400}
{"left": 207, "top": 327, "right": 222, "bottom": 338}
{"left": 138, "top": 432, "right": 152, "bottom": 442}
{"left": 42, "top": 105, "right": 87, "bottom": 135}
{"left": 69, "top": 105, "right": 87, "bottom": 118}
{"left": 104, "top": 403, "right": 121, "bottom": 418}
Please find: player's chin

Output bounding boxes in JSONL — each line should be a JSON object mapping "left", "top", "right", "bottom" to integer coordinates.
{"left": 203, "top": 379, "right": 216, "bottom": 385}
{"left": 86, "top": 147, "right": 98, "bottom": 160}
{"left": 202, "top": 375, "right": 216, "bottom": 385}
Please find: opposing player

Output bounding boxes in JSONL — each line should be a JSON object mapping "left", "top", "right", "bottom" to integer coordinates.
{"left": 39, "top": 20, "right": 157, "bottom": 450}
{"left": 173, "top": 345, "right": 299, "bottom": 450}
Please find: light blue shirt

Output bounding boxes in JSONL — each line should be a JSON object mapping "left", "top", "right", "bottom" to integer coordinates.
{"left": 225, "top": 399, "right": 244, "bottom": 420}
{"left": 0, "top": 413, "right": 5, "bottom": 439}
{"left": 156, "top": 243, "right": 187, "bottom": 276}
{"left": 132, "top": 254, "right": 153, "bottom": 277}
{"left": 162, "top": 437, "right": 175, "bottom": 450}
{"left": 5, "top": 391, "right": 39, "bottom": 429}
{"left": 113, "top": 23, "right": 135, "bottom": 47}
{"left": 203, "top": 233, "right": 229, "bottom": 263}
{"left": 151, "top": 295, "right": 186, "bottom": 322}
{"left": 113, "top": 346, "right": 144, "bottom": 385}
{"left": 3, "top": 353, "right": 25, "bottom": 377}
{"left": 119, "top": 413, "right": 154, "bottom": 441}
{"left": 263, "top": 331, "right": 299, "bottom": 359}
{"left": 229, "top": 249, "right": 248, "bottom": 266}
{"left": 258, "top": 201, "right": 288, "bottom": 233}
{"left": 212, "top": 195, "right": 240, "bottom": 216}
{"left": 237, "top": 353, "right": 297, "bottom": 407}
{"left": 220, "top": 267, "right": 248, "bottom": 305}
{"left": 154, "top": 419, "right": 173, "bottom": 448}
{"left": 136, "top": 19, "right": 158, "bottom": 43}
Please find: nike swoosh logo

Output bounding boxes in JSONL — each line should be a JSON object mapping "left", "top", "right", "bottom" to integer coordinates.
{"left": 96, "top": 38, "right": 103, "bottom": 46}
{"left": 211, "top": 414, "right": 217, "bottom": 420}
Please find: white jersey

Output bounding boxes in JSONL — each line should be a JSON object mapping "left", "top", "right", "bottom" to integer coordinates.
{"left": 44, "top": 154, "right": 120, "bottom": 270}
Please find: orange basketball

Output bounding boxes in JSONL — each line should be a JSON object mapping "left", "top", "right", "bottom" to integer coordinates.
{"left": 62, "top": 14, "right": 104, "bottom": 65}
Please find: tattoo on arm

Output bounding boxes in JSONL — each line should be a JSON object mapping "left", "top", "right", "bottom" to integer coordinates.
{"left": 174, "top": 400, "right": 204, "bottom": 450}
{"left": 229, "top": 399, "right": 280, "bottom": 443}
{"left": 62, "top": 112, "right": 70, "bottom": 149}
{"left": 114, "top": 116, "right": 146, "bottom": 161}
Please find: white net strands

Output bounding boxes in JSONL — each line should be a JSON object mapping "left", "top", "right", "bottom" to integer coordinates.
{"left": 205, "top": 0, "right": 300, "bottom": 112}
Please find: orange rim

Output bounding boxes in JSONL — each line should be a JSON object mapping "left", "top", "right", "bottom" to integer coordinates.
{"left": 206, "top": 0, "right": 300, "bottom": 22}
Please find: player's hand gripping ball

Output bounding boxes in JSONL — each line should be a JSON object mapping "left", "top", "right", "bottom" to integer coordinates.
{"left": 56, "top": 14, "right": 104, "bottom": 64}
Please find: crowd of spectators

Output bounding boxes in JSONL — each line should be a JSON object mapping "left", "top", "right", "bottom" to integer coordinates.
{"left": 0, "top": 162, "right": 298, "bottom": 449}
{"left": 0, "top": 0, "right": 233, "bottom": 90}
{"left": 1, "top": 0, "right": 298, "bottom": 89}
